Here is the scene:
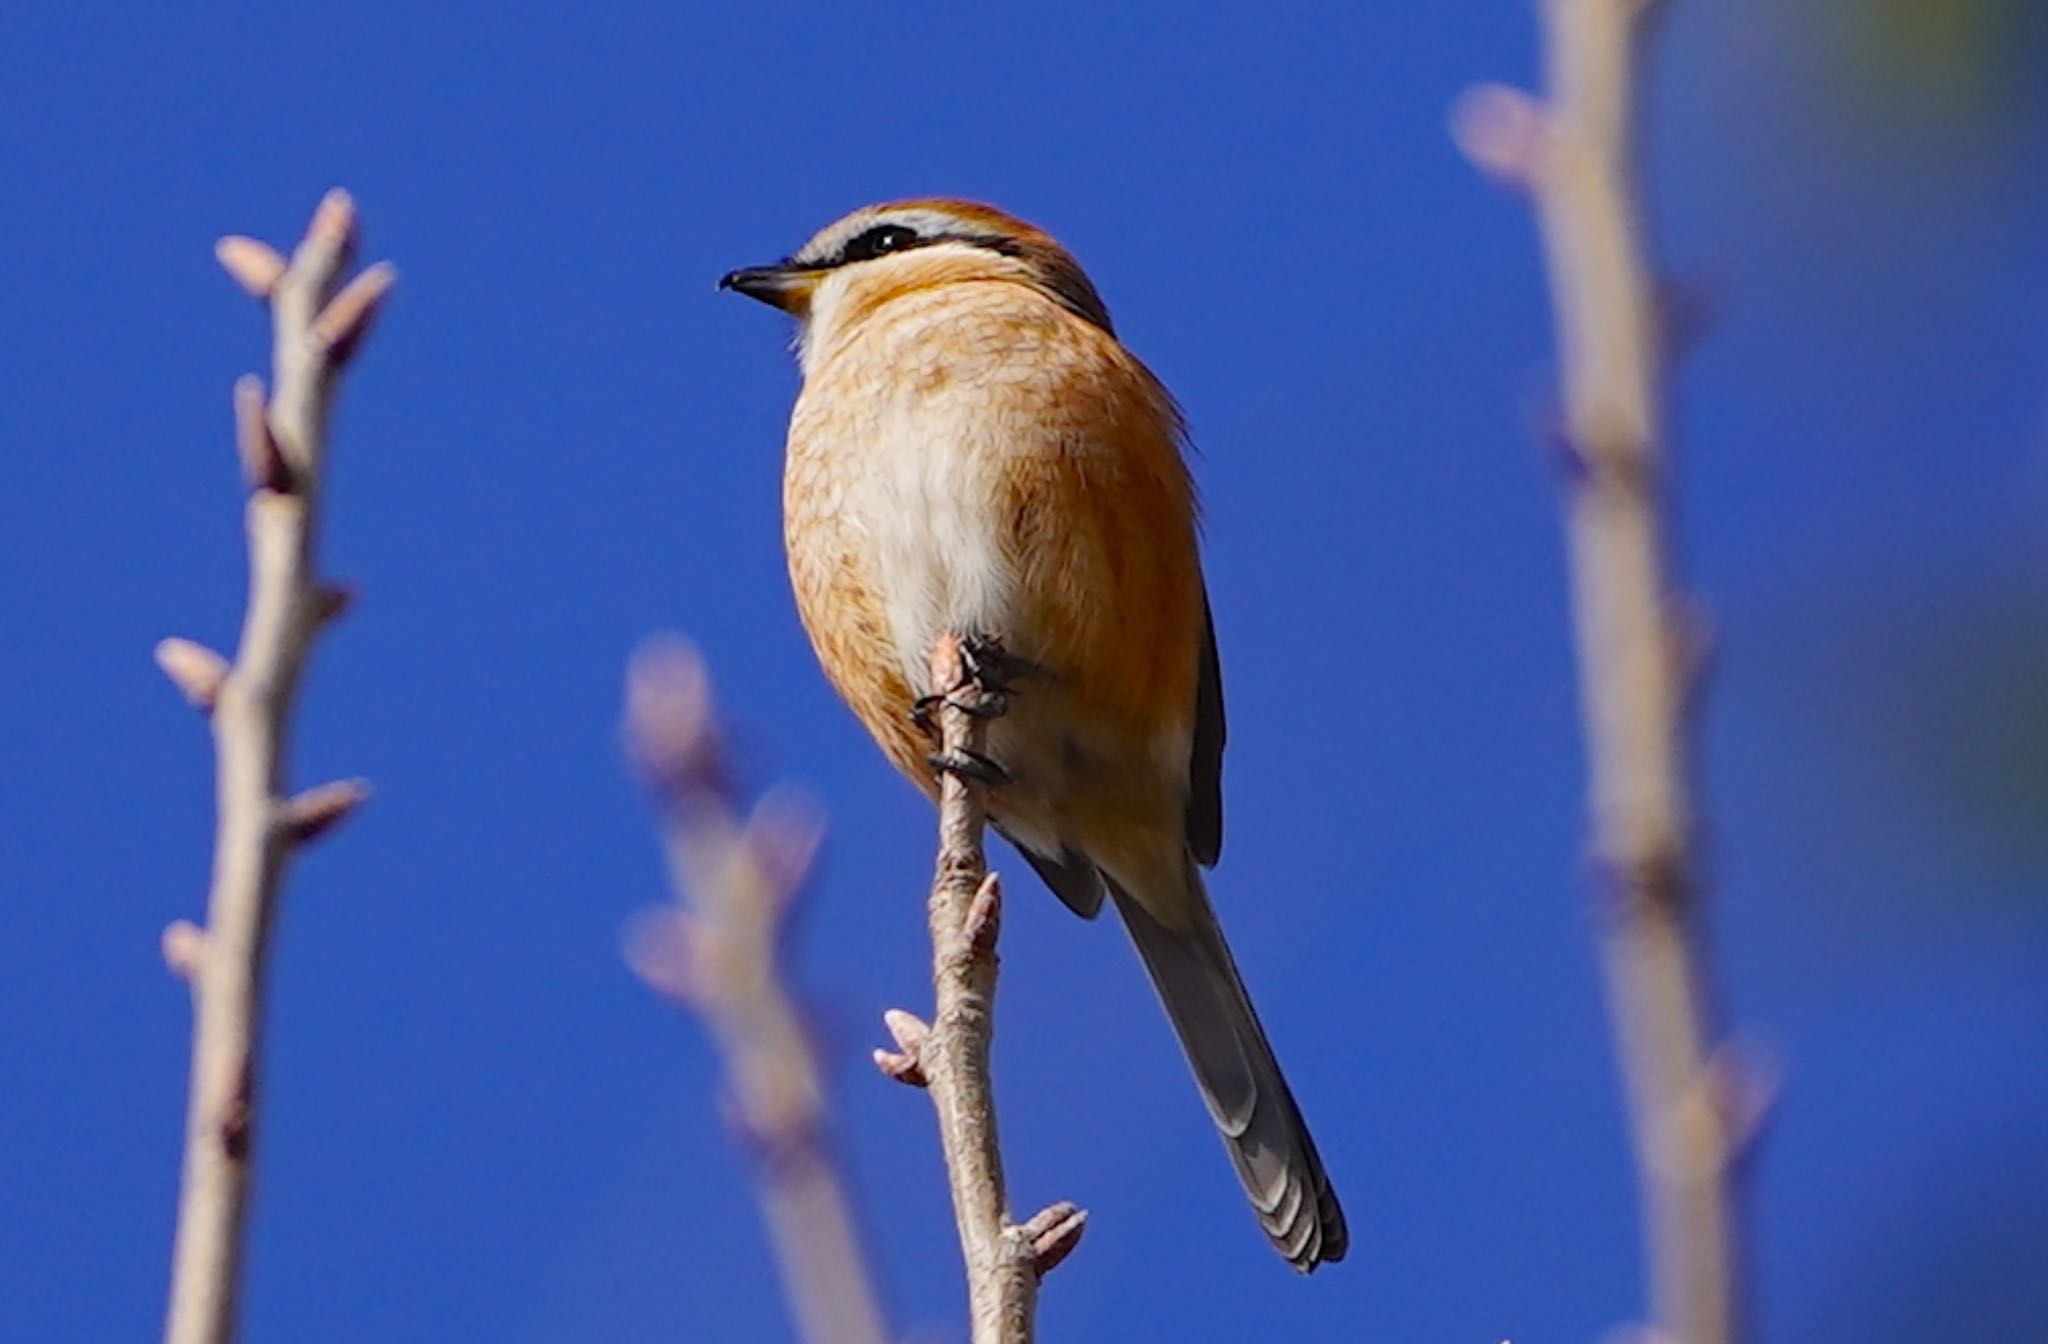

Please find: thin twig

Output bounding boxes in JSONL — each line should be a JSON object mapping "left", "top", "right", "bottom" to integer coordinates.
{"left": 1456, "top": 5, "right": 1750, "bottom": 1343}
{"left": 880, "top": 633, "right": 1079, "bottom": 1344}
{"left": 624, "top": 638, "right": 891, "bottom": 1344}
{"left": 160, "top": 191, "right": 390, "bottom": 1344}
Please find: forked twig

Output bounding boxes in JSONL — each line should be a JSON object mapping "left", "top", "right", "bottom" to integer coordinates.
{"left": 161, "top": 190, "right": 392, "bottom": 1344}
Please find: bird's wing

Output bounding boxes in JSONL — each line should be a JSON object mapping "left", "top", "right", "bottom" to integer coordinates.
{"left": 1187, "top": 591, "right": 1226, "bottom": 867}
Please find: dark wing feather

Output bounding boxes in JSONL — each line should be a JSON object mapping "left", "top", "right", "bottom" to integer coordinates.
{"left": 995, "top": 822, "right": 1106, "bottom": 919}
{"left": 1186, "top": 593, "right": 1226, "bottom": 867}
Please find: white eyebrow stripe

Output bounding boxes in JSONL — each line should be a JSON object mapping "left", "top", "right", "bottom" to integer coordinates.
{"left": 797, "top": 208, "right": 996, "bottom": 266}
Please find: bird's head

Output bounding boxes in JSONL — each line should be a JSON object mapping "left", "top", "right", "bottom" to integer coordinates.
{"left": 719, "top": 199, "right": 1114, "bottom": 358}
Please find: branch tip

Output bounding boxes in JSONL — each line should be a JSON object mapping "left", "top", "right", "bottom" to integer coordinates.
{"left": 162, "top": 920, "right": 207, "bottom": 980}
{"left": 1712, "top": 1040, "right": 1781, "bottom": 1163}
{"left": 219, "top": 1071, "right": 254, "bottom": 1161}
{"left": 1452, "top": 82, "right": 1550, "bottom": 190}
{"left": 962, "top": 870, "right": 1002, "bottom": 951}
{"left": 882, "top": 1007, "right": 931, "bottom": 1054}
{"left": 280, "top": 779, "right": 372, "bottom": 844}
{"left": 308, "top": 188, "right": 357, "bottom": 250}
{"left": 1018, "top": 1201, "right": 1087, "bottom": 1277}
{"left": 1673, "top": 600, "right": 1716, "bottom": 703}
{"left": 873, "top": 1046, "right": 928, "bottom": 1088}
{"left": 625, "top": 638, "right": 728, "bottom": 803}
{"left": 215, "top": 236, "right": 286, "bottom": 298}
{"left": 312, "top": 262, "right": 397, "bottom": 364}
{"left": 1657, "top": 275, "right": 1721, "bottom": 360}
{"left": 623, "top": 906, "right": 700, "bottom": 1004}
{"left": 155, "top": 638, "right": 229, "bottom": 711}
{"left": 232, "top": 375, "right": 291, "bottom": 493}
{"left": 742, "top": 789, "right": 826, "bottom": 911}
{"left": 315, "top": 583, "right": 355, "bottom": 626}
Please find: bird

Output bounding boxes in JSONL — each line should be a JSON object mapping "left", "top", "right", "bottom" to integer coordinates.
{"left": 720, "top": 199, "right": 1347, "bottom": 1271}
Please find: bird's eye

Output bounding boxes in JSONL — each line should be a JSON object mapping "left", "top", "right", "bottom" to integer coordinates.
{"left": 841, "top": 224, "right": 920, "bottom": 263}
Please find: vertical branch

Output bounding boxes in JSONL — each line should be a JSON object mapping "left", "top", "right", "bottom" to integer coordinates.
{"left": 623, "top": 638, "right": 891, "bottom": 1344}
{"left": 1456, "top": 5, "right": 1750, "bottom": 1344}
{"left": 873, "top": 633, "right": 1083, "bottom": 1344}
{"left": 159, "top": 191, "right": 391, "bottom": 1344}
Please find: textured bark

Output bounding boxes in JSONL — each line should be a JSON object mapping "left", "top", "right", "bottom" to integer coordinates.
{"left": 876, "top": 633, "right": 1083, "bottom": 1344}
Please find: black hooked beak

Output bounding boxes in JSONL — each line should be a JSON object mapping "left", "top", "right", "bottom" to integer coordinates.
{"left": 717, "top": 261, "right": 821, "bottom": 313}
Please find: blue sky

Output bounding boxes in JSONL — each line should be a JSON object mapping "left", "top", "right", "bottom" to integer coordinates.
{"left": 3, "top": 4, "right": 2044, "bottom": 1341}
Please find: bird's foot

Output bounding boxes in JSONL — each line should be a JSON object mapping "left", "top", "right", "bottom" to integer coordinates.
{"left": 928, "top": 749, "right": 1013, "bottom": 789}
{"left": 959, "top": 634, "right": 1041, "bottom": 698}
{"left": 910, "top": 686, "right": 1007, "bottom": 735}
{"left": 908, "top": 634, "right": 1033, "bottom": 735}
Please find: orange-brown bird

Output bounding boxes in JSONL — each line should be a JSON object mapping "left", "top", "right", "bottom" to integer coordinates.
{"left": 721, "top": 199, "right": 1347, "bottom": 1270}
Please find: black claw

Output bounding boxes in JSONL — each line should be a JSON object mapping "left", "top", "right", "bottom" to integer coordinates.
{"left": 909, "top": 685, "right": 1007, "bottom": 734}
{"left": 955, "top": 688, "right": 1009, "bottom": 719}
{"left": 929, "top": 749, "right": 1013, "bottom": 788}
{"left": 959, "top": 635, "right": 1041, "bottom": 697}
{"left": 912, "top": 634, "right": 1035, "bottom": 738}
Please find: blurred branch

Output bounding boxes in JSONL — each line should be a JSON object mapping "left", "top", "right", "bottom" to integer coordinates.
{"left": 160, "top": 190, "right": 390, "bottom": 1344}
{"left": 873, "top": 633, "right": 1083, "bottom": 1344}
{"left": 1456, "top": 5, "right": 1753, "bottom": 1344}
{"left": 624, "top": 638, "right": 890, "bottom": 1344}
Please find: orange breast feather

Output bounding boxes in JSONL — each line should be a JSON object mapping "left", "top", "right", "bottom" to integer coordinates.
{"left": 783, "top": 281, "right": 1205, "bottom": 820}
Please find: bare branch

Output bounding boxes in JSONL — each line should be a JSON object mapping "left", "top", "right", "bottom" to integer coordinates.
{"left": 1458, "top": 3, "right": 1750, "bottom": 1343}
{"left": 162, "top": 921, "right": 207, "bottom": 982}
{"left": 624, "top": 637, "right": 890, "bottom": 1344}
{"left": 897, "top": 632, "right": 1078, "bottom": 1344}
{"left": 231, "top": 377, "right": 288, "bottom": 494}
{"left": 214, "top": 237, "right": 285, "bottom": 300}
{"left": 162, "top": 194, "right": 390, "bottom": 1344}
{"left": 312, "top": 261, "right": 398, "bottom": 364}
{"left": 873, "top": 1008, "right": 932, "bottom": 1088}
{"left": 155, "top": 639, "right": 230, "bottom": 713}
{"left": 313, "top": 583, "right": 354, "bottom": 627}
{"left": 280, "top": 779, "right": 372, "bottom": 844}
{"left": 1451, "top": 83, "right": 1551, "bottom": 190}
{"left": 1018, "top": 1201, "right": 1088, "bottom": 1277}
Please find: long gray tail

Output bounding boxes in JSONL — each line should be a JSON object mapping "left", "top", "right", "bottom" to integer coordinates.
{"left": 1110, "top": 868, "right": 1348, "bottom": 1271}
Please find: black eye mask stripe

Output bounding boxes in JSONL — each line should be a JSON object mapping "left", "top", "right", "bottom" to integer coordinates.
{"left": 797, "top": 227, "right": 1114, "bottom": 335}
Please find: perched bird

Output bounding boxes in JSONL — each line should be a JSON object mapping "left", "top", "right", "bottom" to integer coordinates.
{"left": 721, "top": 199, "right": 1347, "bottom": 1271}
